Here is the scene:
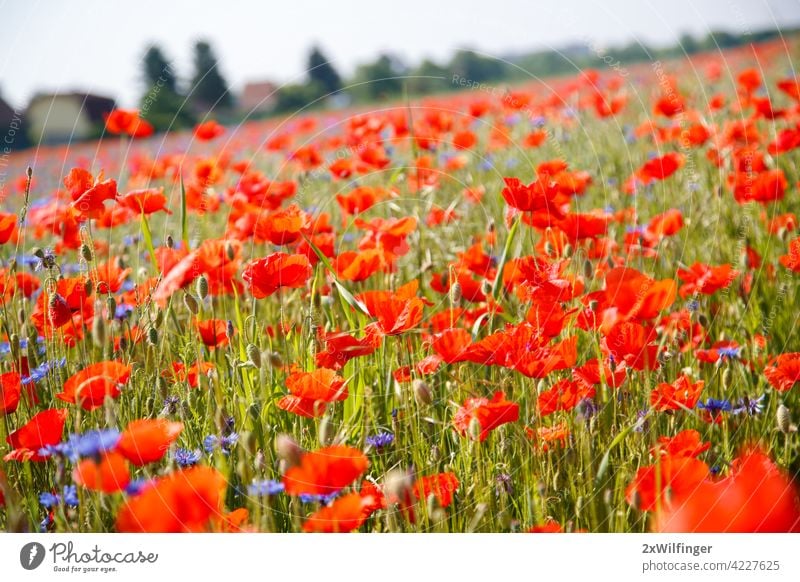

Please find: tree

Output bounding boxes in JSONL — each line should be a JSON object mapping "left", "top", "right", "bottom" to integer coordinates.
{"left": 449, "top": 50, "right": 507, "bottom": 83}
{"left": 307, "top": 46, "right": 342, "bottom": 96}
{"left": 351, "top": 54, "right": 407, "bottom": 101}
{"left": 139, "top": 44, "right": 194, "bottom": 131}
{"left": 142, "top": 45, "right": 177, "bottom": 93}
{"left": 406, "top": 59, "right": 449, "bottom": 95}
{"left": 189, "top": 40, "right": 233, "bottom": 111}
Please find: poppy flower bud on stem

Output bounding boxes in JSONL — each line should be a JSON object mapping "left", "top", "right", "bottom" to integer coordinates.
{"left": 165, "top": 235, "right": 174, "bottom": 249}
{"left": 413, "top": 379, "right": 432, "bottom": 405}
{"left": 196, "top": 275, "right": 209, "bottom": 300}
{"left": 105, "top": 296, "right": 116, "bottom": 321}
{"left": 583, "top": 259, "right": 594, "bottom": 280}
{"left": 275, "top": 434, "right": 302, "bottom": 468}
{"left": 721, "top": 367, "right": 732, "bottom": 390}
{"left": 92, "top": 309, "right": 106, "bottom": 348}
{"left": 318, "top": 416, "right": 334, "bottom": 447}
{"left": 449, "top": 281, "right": 462, "bottom": 307}
{"left": 385, "top": 468, "right": 414, "bottom": 504}
{"left": 183, "top": 292, "right": 199, "bottom": 315}
{"left": 246, "top": 344, "right": 262, "bottom": 368}
{"left": 776, "top": 404, "right": 795, "bottom": 434}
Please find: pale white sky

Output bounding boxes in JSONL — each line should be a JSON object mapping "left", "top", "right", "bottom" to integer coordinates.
{"left": 1, "top": 0, "right": 799, "bottom": 109}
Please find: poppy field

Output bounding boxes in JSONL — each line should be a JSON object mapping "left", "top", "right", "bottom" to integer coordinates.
{"left": 2, "top": 38, "right": 800, "bottom": 534}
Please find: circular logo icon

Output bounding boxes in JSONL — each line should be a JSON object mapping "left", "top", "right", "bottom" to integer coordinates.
{"left": 20, "top": 542, "right": 46, "bottom": 570}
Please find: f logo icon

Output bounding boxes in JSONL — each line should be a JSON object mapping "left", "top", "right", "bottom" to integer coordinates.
{"left": 20, "top": 542, "right": 46, "bottom": 570}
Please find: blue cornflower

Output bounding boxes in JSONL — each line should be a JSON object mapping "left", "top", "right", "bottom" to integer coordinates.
{"left": 299, "top": 491, "right": 339, "bottom": 505}
{"left": 21, "top": 357, "right": 67, "bottom": 385}
{"left": 576, "top": 398, "right": 598, "bottom": 422}
{"left": 366, "top": 431, "right": 394, "bottom": 450}
{"left": 686, "top": 299, "right": 701, "bottom": 312}
{"left": 716, "top": 345, "right": 743, "bottom": 360}
{"left": 248, "top": 480, "right": 285, "bottom": 497}
{"left": 203, "top": 433, "right": 239, "bottom": 455}
{"left": 697, "top": 398, "right": 733, "bottom": 416}
{"left": 71, "top": 429, "right": 120, "bottom": 458}
{"left": 174, "top": 448, "right": 202, "bottom": 467}
{"left": 39, "top": 429, "right": 120, "bottom": 461}
{"left": 633, "top": 409, "right": 650, "bottom": 433}
{"left": 115, "top": 303, "right": 135, "bottom": 319}
{"left": 39, "top": 485, "right": 79, "bottom": 509}
{"left": 125, "top": 479, "right": 152, "bottom": 496}
{"left": 734, "top": 394, "right": 765, "bottom": 416}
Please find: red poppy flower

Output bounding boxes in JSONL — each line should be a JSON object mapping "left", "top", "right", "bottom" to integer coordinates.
{"left": 652, "top": 430, "right": 710, "bottom": 459}
{"left": 254, "top": 204, "right": 310, "bottom": 245}
{"left": 64, "top": 169, "right": 118, "bottom": 220}
{"left": 276, "top": 395, "right": 327, "bottom": 418}
{"left": 655, "top": 449, "right": 800, "bottom": 532}
{"left": 603, "top": 267, "right": 677, "bottom": 323}
{"left": 105, "top": 109, "right": 154, "bottom": 138}
{"left": 73, "top": 451, "right": 130, "bottom": 493}
{"left": 334, "top": 249, "right": 383, "bottom": 282}
{"left": 168, "top": 361, "right": 215, "bottom": 389}
{"left": 56, "top": 361, "right": 132, "bottom": 411}
{"left": 537, "top": 379, "right": 595, "bottom": 417}
{"left": 413, "top": 472, "right": 459, "bottom": 508}
{"left": 525, "top": 422, "right": 570, "bottom": 451}
{"left": 779, "top": 237, "right": 800, "bottom": 272}
{"left": 358, "top": 286, "right": 425, "bottom": 337}
{"left": 0, "top": 212, "right": 18, "bottom": 245}
{"left": 4, "top": 408, "right": 69, "bottom": 462}
{"left": 194, "top": 120, "right": 225, "bottom": 141}
{"left": 0, "top": 372, "right": 22, "bottom": 416}
{"left": 677, "top": 263, "right": 738, "bottom": 298}
{"left": 764, "top": 353, "right": 800, "bottom": 392}
{"left": 196, "top": 319, "right": 229, "bottom": 348}
{"left": 283, "top": 445, "right": 369, "bottom": 496}
{"left": 604, "top": 321, "right": 660, "bottom": 371}
{"left": 286, "top": 368, "right": 347, "bottom": 402}
{"left": 453, "top": 391, "right": 519, "bottom": 441}
{"left": 500, "top": 177, "right": 564, "bottom": 216}
{"left": 626, "top": 455, "right": 709, "bottom": 511}
{"left": 315, "top": 331, "right": 378, "bottom": 369}
{"left": 650, "top": 375, "right": 704, "bottom": 411}
{"left": 242, "top": 253, "right": 313, "bottom": 299}
{"left": 117, "top": 419, "right": 184, "bottom": 466}
{"left": 116, "top": 466, "right": 226, "bottom": 532}
{"left": 117, "top": 188, "right": 171, "bottom": 215}
{"left": 302, "top": 492, "right": 378, "bottom": 533}
{"left": 92, "top": 258, "right": 131, "bottom": 294}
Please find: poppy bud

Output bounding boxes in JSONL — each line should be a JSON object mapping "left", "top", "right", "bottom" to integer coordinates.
{"left": 17, "top": 308, "right": 25, "bottom": 326}
{"left": 48, "top": 293, "right": 71, "bottom": 327}
{"left": 268, "top": 351, "right": 283, "bottom": 368}
{"left": 242, "top": 431, "right": 258, "bottom": 455}
{"left": 413, "top": 379, "right": 432, "bottom": 405}
{"left": 183, "top": 293, "right": 199, "bottom": 315}
{"left": 698, "top": 313, "right": 709, "bottom": 328}
{"left": 246, "top": 344, "right": 262, "bottom": 369}
{"left": 480, "top": 279, "right": 493, "bottom": 296}
{"left": 26, "top": 166, "right": 33, "bottom": 179}
{"left": 544, "top": 241, "right": 555, "bottom": 256}
{"left": 318, "top": 416, "right": 334, "bottom": 447}
{"left": 92, "top": 311, "right": 106, "bottom": 347}
{"left": 225, "top": 242, "right": 236, "bottom": 261}
{"left": 83, "top": 278, "right": 93, "bottom": 296}
{"left": 147, "top": 327, "right": 158, "bottom": 346}
{"left": 562, "top": 243, "right": 573, "bottom": 258}
{"left": 105, "top": 296, "right": 116, "bottom": 321}
{"left": 80, "top": 244, "right": 93, "bottom": 263}
{"left": 226, "top": 320, "right": 235, "bottom": 340}
{"left": 583, "top": 259, "right": 594, "bottom": 280}
{"left": 588, "top": 299, "right": 599, "bottom": 311}
{"left": 776, "top": 404, "right": 793, "bottom": 434}
{"left": 275, "top": 434, "right": 302, "bottom": 468}
{"left": 9, "top": 333, "right": 20, "bottom": 356}
{"left": 196, "top": 275, "right": 209, "bottom": 300}
{"left": 449, "top": 281, "right": 462, "bottom": 306}
{"left": 165, "top": 235, "right": 174, "bottom": 249}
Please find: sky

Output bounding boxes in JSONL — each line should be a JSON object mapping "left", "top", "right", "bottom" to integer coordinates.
{"left": 1, "top": 0, "right": 799, "bottom": 109}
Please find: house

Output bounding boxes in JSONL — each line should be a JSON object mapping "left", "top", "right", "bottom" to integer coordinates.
{"left": 26, "top": 92, "right": 116, "bottom": 144}
{"left": 1, "top": 94, "right": 27, "bottom": 150}
{"left": 239, "top": 81, "right": 277, "bottom": 114}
